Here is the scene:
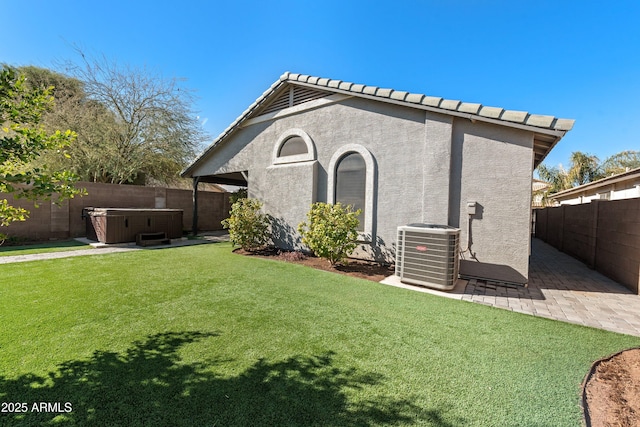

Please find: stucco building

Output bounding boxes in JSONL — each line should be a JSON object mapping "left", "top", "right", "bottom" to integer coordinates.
{"left": 182, "top": 72, "right": 574, "bottom": 285}
{"left": 550, "top": 167, "right": 640, "bottom": 205}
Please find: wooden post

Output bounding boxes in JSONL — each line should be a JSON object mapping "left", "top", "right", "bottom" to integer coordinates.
{"left": 192, "top": 176, "right": 200, "bottom": 236}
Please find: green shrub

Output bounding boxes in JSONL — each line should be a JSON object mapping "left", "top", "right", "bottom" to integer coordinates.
{"left": 229, "top": 188, "right": 248, "bottom": 205}
{"left": 221, "top": 198, "right": 270, "bottom": 251}
{"left": 298, "top": 202, "right": 361, "bottom": 266}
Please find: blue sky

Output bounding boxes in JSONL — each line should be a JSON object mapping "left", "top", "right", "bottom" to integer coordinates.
{"left": 2, "top": 0, "right": 638, "bottom": 169}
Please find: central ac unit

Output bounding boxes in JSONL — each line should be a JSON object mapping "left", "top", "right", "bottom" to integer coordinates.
{"left": 395, "top": 224, "right": 460, "bottom": 290}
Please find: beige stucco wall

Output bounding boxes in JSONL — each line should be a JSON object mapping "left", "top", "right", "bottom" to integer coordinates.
{"left": 191, "top": 96, "right": 536, "bottom": 283}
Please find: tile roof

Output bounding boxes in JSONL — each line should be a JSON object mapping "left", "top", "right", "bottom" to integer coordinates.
{"left": 550, "top": 166, "right": 640, "bottom": 199}
{"left": 182, "top": 72, "right": 574, "bottom": 177}
{"left": 284, "top": 72, "right": 574, "bottom": 131}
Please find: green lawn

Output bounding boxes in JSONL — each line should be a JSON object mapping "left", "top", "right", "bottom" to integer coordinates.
{"left": 0, "top": 240, "right": 91, "bottom": 257}
{"left": 1, "top": 242, "right": 638, "bottom": 426}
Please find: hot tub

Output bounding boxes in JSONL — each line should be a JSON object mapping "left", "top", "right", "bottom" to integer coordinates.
{"left": 84, "top": 208, "right": 183, "bottom": 244}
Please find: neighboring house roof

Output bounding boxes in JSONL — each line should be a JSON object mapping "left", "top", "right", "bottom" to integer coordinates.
{"left": 532, "top": 179, "right": 553, "bottom": 208}
{"left": 550, "top": 166, "right": 640, "bottom": 200}
{"left": 182, "top": 72, "right": 575, "bottom": 177}
{"left": 532, "top": 179, "right": 552, "bottom": 191}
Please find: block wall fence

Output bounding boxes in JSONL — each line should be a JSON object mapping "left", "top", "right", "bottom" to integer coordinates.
{"left": 2, "top": 181, "right": 231, "bottom": 241}
{"left": 534, "top": 198, "right": 640, "bottom": 294}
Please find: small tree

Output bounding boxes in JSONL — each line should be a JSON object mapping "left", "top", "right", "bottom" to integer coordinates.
{"left": 298, "top": 202, "right": 361, "bottom": 266}
{"left": 0, "top": 66, "right": 82, "bottom": 243}
{"left": 221, "top": 198, "right": 270, "bottom": 251}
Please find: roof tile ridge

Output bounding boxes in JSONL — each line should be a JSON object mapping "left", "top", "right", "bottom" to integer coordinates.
{"left": 376, "top": 87, "right": 393, "bottom": 98}
{"left": 457, "top": 102, "right": 482, "bottom": 115}
{"left": 338, "top": 81, "right": 353, "bottom": 90}
{"left": 440, "top": 99, "right": 462, "bottom": 110}
{"left": 421, "top": 96, "right": 443, "bottom": 107}
{"left": 284, "top": 71, "right": 574, "bottom": 131}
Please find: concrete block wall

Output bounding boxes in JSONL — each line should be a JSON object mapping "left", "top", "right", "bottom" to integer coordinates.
{"left": 535, "top": 198, "right": 640, "bottom": 294}
{"left": 2, "top": 197, "right": 52, "bottom": 241}
{"left": 561, "top": 203, "right": 597, "bottom": 266}
{"left": 596, "top": 199, "right": 640, "bottom": 294}
{"left": 535, "top": 208, "right": 551, "bottom": 240}
{"left": 166, "top": 188, "right": 231, "bottom": 231}
{"left": 2, "top": 181, "right": 230, "bottom": 241}
{"left": 546, "top": 207, "right": 565, "bottom": 250}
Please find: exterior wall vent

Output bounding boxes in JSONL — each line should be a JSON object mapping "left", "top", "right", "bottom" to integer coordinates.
{"left": 395, "top": 224, "right": 460, "bottom": 290}
{"left": 259, "top": 86, "right": 331, "bottom": 115}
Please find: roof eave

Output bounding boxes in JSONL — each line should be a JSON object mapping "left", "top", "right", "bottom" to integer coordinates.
{"left": 180, "top": 74, "right": 292, "bottom": 178}
{"left": 182, "top": 71, "right": 575, "bottom": 177}
{"left": 550, "top": 167, "right": 640, "bottom": 199}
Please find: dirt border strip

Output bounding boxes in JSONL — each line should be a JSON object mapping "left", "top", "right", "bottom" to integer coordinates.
{"left": 581, "top": 347, "right": 640, "bottom": 427}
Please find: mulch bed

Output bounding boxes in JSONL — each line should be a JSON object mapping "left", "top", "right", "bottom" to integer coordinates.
{"left": 583, "top": 348, "right": 640, "bottom": 427}
{"left": 233, "top": 247, "right": 394, "bottom": 282}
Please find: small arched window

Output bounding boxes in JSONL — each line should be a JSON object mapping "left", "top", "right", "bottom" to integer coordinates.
{"left": 278, "top": 136, "right": 308, "bottom": 157}
{"left": 335, "top": 153, "right": 366, "bottom": 231}
{"left": 272, "top": 129, "right": 316, "bottom": 165}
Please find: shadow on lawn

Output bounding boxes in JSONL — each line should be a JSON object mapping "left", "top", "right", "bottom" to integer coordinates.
{"left": 0, "top": 331, "right": 461, "bottom": 426}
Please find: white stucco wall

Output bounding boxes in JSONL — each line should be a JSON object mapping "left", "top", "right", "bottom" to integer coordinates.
{"left": 191, "top": 95, "right": 536, "bottom": 283}
{"left": 613, "top": 185, "right": 640, "bottom": 200}
{"left": 558, "top": 183, "right": 640, "bottom": 205}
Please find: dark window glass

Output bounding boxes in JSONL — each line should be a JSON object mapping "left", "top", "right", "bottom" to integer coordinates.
{"left": 336, "top": 152, "right": 365, "bottom": 231}
{"left": 278, "top": 136, "right": 308, "bottom": 157}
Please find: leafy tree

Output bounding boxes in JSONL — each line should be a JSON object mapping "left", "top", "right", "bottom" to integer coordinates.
{"left": 601, "top": 150, "right": 640, "bottom": 175}
{"left": 221, "top": 198, "right": 270, "bottom": 251}
{"left": 298, "top": 202, "right": 361, "bottom": 266}
{"left": 0, "top": 65, "right": 82, "bottom": 243}
{"left": 22, "top": 53, "right": 208, "bottom": 185}
{"left": 18, "top": 66, "right": 121, "bottom": 183}
{"left": 59, "top": 51, "right": 208, "bottom": 185}
{"left": 566, "top": 151, "right": 604, "bottom": 186}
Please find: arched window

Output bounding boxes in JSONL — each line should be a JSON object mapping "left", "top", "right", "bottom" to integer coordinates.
{"left": 328, "top": 144, "right": 376, "bottom": 240}
{"left": 335, "top": 153, "right": 366, "bottom": 231}
{"left": 278, "top": 136, "right": 308, "bottom": 157}
{"left": 273, "top": 129, "right": 316, "bottom": 164}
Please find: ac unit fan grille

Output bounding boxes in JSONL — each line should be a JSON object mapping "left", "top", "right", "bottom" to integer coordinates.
{"left": 395, "top": 225, "right": 460, "bottom": 290}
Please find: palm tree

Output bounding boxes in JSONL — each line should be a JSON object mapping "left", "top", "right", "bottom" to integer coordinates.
{"left": 536, "top": 151, "right": 603, "bottom": 196}
{"left": 537, "top": 163, "right": 570, "bottom": 194}
{"left": 567, "top": 152, "right": 604, "bottom": 186}
{"left": 537, "top": 150, "right": 638, "bottom": 197}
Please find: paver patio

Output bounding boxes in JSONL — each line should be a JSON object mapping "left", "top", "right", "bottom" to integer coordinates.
{"left": 382, "top": 238, "right": 640, "bottom": 337}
